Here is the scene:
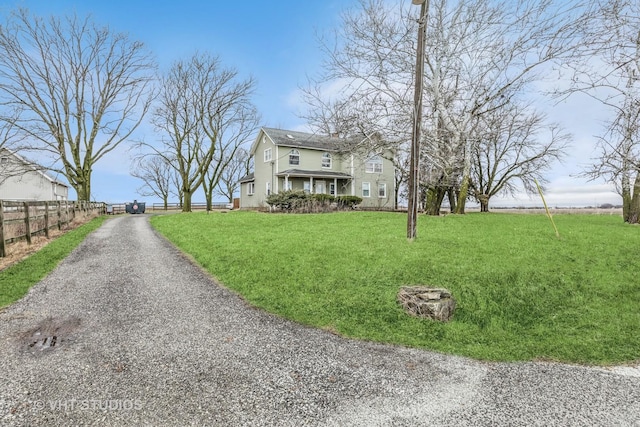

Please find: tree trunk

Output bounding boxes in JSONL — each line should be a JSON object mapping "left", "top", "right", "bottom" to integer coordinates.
{"left": 478, "top": 194, "right": 490, "bottom": 213}
{"left": 446, "top": 188, "right": 457, "bottom": 213}
{"left": 455, "top": 135, "right": 472, "bottom": 215}
{"left": 455, "top": 175, "right": 469, "bottom": 214}
{"left": 622, "top": 173, "right": 631, "bottom": 222}
{"left": 75, "top": 176, "right": 91, "bottom": 202}
{"left": 182, "top": 189, "right": 192, "bottom": 212}
{"left": 425, "top": 187, "right": 446, "bottom": 216}
{"left": 205, "top": 192, "right": 213, "bottom": 212}
{"left": 627, "top": 173, "right": 640, "bottom": 224}
{"left": 203, "top": 180, "right": 213, "bottom": 211}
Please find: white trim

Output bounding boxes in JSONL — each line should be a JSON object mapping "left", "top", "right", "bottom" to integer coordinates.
{"left": 365, "top": 155, "right": 383, "bottom": 173}
{"left": 350, "top": 155, "right": 355, "bottom": 196}
{"left": 362, "top": 182, "right": 371, "bottom": 198}
{"left": 322, "top": 152, "right": 332, "bottom": 169}
{"left": 378, "top": 183, "right": 387, "bottom": 198}
{"left": 289, "top": 149, "right": 300, "bottom": 166}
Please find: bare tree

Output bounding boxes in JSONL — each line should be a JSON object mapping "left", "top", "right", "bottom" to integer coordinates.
{"left": 148, "top": 53, "right": 257, "bottom": 212}
{"left": 304, "top": 0, "right": 581, "bottom": 219}
{"left": 559, "top": 0, "right": 640, "bottom": 222}
{"left": 215, "top": 146, "right": 252, "bottom": 204}
{"left": 470, "top": 105, "right": 570, "bottom": 212}
{"left": 0, "top": 113, "right": 28, "bottom": 185}
{"left": 201, "top": 106, "right": 259, "bottom": 210}
{"left": 131, "top": 154, "right": 174, "bottom": 209}
{"left": 0, "top": 9, "right": 156, "bottom": 201}
{"left": 582, "top": 109, "right": 640, "bottom": 222}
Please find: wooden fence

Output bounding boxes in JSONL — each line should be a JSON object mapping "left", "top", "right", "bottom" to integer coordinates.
{"left": 0, "top": 200, "right": 105, "bottom": 257}
{"left": 150, "top": 202, "right": 232, "bottom": 211}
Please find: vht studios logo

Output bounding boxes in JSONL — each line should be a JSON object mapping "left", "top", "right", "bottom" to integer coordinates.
{"left": 31, "top": 399, "right": 143, "bottom": 411}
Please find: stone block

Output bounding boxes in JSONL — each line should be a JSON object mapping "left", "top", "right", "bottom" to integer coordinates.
{"left": 397, "top": 286, "right": 456, "bottom": 322}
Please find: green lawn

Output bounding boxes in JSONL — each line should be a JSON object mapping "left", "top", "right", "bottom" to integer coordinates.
{"left": 150, "top": 210, "right": 640, "bottom": 365}
{"left": 0, "top": 216, "right": 108, "bottom": 308}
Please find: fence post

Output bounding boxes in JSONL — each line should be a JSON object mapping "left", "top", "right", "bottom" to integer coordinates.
{"left": 23, "top": 202, "right": 31, "bottom": 245}
{"left": 0, "top": 200, "right": 5, "bottom": 258}
{"left": 44, "top": 201, "right": 50, "bottom": 238}
{"left": 56, "top": 201, "right": 61, "bottom": 230}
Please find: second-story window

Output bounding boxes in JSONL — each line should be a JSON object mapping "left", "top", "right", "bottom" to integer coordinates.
{"left": 322, "top": 152, "right": 332, "bottom": 168}
{"left": 264, "top": 148, "right": 272, "bottom": 162}
{"left": 365, "top": 155, "right": 383, "bottom": 173}
{"left": 289, "top": 149, "right": 300, "bottom": 165}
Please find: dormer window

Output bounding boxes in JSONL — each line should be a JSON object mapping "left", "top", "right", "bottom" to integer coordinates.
{"left": 322, "top": 152, "right": 332, "bottom": 168}
{"left": 365, "top": 155, "right": 383, "bottom": 173}
{"left": 289, "top": 149, "right": 300, "bottom": 165}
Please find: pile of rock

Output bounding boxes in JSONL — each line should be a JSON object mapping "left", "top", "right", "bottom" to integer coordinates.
{"left": 397, "top": 286, "right": 456, "bottom": 322}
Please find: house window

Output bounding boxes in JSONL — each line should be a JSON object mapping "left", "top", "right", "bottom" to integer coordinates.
{"left": 365, "top": 155, "right": 383, "bottom": 173}
{"left": 378, "top": 183, "right": 387, "bottom": 198}
{"left": 264, "top": 148, "right": 272, "bottom": 162}
{"left": 329, "top": 183, "right": 336, "bottom": 196}
{"left": 247, "top": 182, "right": 255, "bottom": 195}
{"left": 362, "top": 182, "right": 371, "bottom": 198}
{"left": 303, "top": 181, "right": 311, "bottom": 193}
{"left": 0, "top": 157, "right": 7, "bottom": 164}
{"left": 266, "top": 181, "right": 271, "bottom": 196}
{"left": 322, "top": 152, "right": 332, "bottom": 168}
{"left": 289, "top": 149, "right": 300, "bottom": 165}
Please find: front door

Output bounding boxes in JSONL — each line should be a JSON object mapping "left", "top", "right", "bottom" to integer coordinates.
{"left": 315, "top": 181, "right": 326, "bottom": 194}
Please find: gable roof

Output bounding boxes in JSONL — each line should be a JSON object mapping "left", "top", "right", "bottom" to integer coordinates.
{"left": 238, "top": 172, "right": 254, "bottom": 183}
{"left": 0, "top": 148, "right": 68, "bottom": 187}
{"left": 255, "top": 127, "right": 360, "bottom": 154}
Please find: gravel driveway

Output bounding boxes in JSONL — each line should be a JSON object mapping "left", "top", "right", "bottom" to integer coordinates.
{"left": 0, "top": 214, "right": 638, "bottom": 426}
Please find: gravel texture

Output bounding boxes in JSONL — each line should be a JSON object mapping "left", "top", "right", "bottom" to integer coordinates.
{"left": 0, "top": 214, "right": 638, "bottom": 426}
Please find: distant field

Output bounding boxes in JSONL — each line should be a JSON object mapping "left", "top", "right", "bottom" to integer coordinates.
{"left": 483, "top": 207, "right": 623, "bottom": 215}
{"left": 151, "top": 211, "right": 639, "bottom": 365}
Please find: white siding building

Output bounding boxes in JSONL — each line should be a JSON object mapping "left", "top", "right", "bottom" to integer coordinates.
{"left": 0, "top": 148, "right": 69, "bottom": 201}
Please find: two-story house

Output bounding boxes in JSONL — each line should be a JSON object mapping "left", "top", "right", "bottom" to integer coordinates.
{"left": 0, "top": 148, "right": 69, "bottom": 201}
{"left": 239, "top": 127, "right": 395, "bottom": 209}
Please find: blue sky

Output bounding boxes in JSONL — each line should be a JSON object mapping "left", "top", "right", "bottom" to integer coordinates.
{"left": 0, "top": 0, "right": 622, "bottom": 207}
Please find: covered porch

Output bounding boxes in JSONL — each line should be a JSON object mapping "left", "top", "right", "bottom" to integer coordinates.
{"left": 275, "top": 169, "right": 353, "bottom": 196}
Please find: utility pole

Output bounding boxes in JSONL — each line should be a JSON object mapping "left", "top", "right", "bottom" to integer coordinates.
{"left": 407, "top": 0, "right": 428, "bottom": 240}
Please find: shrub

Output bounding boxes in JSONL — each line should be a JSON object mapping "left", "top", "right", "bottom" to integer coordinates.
{"left": 311, "top": 193, "right": 335, "bottom": 205}
{"left": 266, "top": 191, "right": 356, "bottom": 213}
{"left": 336, "top": 195, "right": 362, "bottom": 209}
{"left": 265, "top": 190, "right": 307, "bottom": 211}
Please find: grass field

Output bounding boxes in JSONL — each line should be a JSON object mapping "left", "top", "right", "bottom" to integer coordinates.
{"left": 0, "top": 216, "right": 108, "bottom": 309}
{"left": 151, "top": 210, "right": 640, "bottom": 365}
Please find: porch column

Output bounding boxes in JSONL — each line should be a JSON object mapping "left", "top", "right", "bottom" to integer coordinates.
{"left": 284, "top": 175, "right": 289, "bottom": 191}
{"left": 350, "top": 155, "right": 356, "bottom": 195}
{"left": 310, "top": 177, "right": 314, "bottom": 193}
{"left": 334, "top": 178, "right": 338, "bottom": 195}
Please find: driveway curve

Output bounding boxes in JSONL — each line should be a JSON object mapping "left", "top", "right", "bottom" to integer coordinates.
{"left": 0, "top": 214, "right": 638, "bottom": 426}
